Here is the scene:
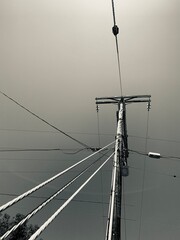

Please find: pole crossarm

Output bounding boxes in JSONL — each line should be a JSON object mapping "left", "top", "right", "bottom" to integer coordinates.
{"left": 95, "top": 95, "right": 151, "bottom": 105}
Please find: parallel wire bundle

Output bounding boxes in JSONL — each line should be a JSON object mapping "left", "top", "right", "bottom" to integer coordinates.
{"left": 0, "top": 142, "right": 115, "bottom": 240}
{"left": 0, "top": 142, "right": 114, "bottom": 213}
{"left": 0, "top": 89, "right": 115, "bottom": 239}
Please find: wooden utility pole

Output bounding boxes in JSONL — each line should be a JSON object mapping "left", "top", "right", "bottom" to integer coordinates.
{"left": 95, "top": 95, "right": 151, "bottom": 240}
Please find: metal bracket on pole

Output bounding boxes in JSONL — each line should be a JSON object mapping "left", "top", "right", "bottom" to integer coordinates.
{"left": 95, "top": 95, "right": 151, "bottom": 177}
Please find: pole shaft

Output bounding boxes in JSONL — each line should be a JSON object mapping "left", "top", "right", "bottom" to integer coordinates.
{"left": 107, "top": 102, "right": 124, "bottom": 240}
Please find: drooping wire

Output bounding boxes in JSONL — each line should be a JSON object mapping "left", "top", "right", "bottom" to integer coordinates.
{"left": 129, "top": 149, "right": 180, "bottom": 161}
{"left": 161, "top": 155, "right": 180, "bottom": 160}
{"left": 0, "top": 149, "right": 112, "bottom": 240}
{"left": 0, "top": 141, "right": 115, "bottom": 213}
{"left": 0, "top": 148, "right": 87, "bottom": 153}
{"left": 111, "top": 0, "right": 123, "bottom": 95}
{"left": 28, "top": 152, "right": 115, "bottom": 240}
{"left": 129, "top": 149, "right": 147, "bottom": 157}
{"left": 0, "top": 90, "right": 95, "bottom": 151}
{"left": 137, "top": 109, "right": 150, "bottom": 240}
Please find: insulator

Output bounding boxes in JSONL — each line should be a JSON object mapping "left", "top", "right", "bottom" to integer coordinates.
{"left": 148, "top": 152, "right": 161, "bottom": 159}
{"left": 112, "top": 25, "right": 119, "bottom": 36}
{"left": 96, "top": 105, "right": 99, "bottom": 112}
{"left": 147, "top": 101, "right": 151, "bottom": 111}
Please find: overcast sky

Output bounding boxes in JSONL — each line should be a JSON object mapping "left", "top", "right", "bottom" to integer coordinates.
{"left": 0, "top": 0, "right": 180, "bottom": 239}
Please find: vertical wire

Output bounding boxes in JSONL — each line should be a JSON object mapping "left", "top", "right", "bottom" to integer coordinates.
{"left": 115, "top": 36, "right": 123, "bottom": 96}
{"left": 137, "top": 110, "right": 150, "bottom": 240}
{"left": 96, "top": 105, "right": 101, "bottom": 148}
{"left": 111, "top": 0, "right": 116, "bottom": 25}
{"left": 97, "top": 105, "right": 106, "bottom": 234}
{"left": 105, "top": 158, "right": 116, "bottom": 240}
{"left": 111, "top": 0, "right": 123, "bottom": 96}
{"left": 122, "top": 178, "right": 127, "bottom": 240}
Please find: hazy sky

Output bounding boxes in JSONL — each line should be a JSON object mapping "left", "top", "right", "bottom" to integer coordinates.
{"left": 0, "top": 0, "right": 180, "bottom": 239}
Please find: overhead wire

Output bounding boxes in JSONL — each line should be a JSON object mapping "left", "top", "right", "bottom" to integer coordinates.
{"left": 161, "top": 155, "right": 180, "bottom": 160}
{"left": 0, "top": 149, "right": 112, "bottom": 240}
{"left": 0, "top": 148, "right": 86, "bottom": 153}
{"left": 96, "top": 105, "right": 106, "bottom": 231}
{"left": 0, "top": 192, "right": 110, "bottom": 205}
{"left": 27, "top": 151, "right": 115, "bottom": 240}
{"left": 111, "top": 0, "right": 123, "bottom": 95}
{"left": 96, "top": 105, "right": 101, "bottom": 148}
{"left": 129, "top": 135, "right": 180, "bottom": 144}
{"left": 0, "top": 147, "right": 98, "bottom": 155}
{"left": 137, "top": 109, "right": 150, "bottom": 240}
{"left": 0, "top": 90, "right": 95, "bottom": 151}
{"left": 0, "top": 141, "right": 115, "bottom": 213}
{"left": 129, "top": 165, "right": 180, "bottom": 179}
{"left": 0, "top": 128, "right": 114, "bottom": 136}
{"left": 129, "top": 149, "right": 180, "bottom": 161}
{"left": 122, "top": 178, "right": 127, "bottom": 240}
{"left": 0, "top": 157, "right": 83, "bottom": 162}
{"left": 1, "top": 127, "right": 180, "bottom": 144}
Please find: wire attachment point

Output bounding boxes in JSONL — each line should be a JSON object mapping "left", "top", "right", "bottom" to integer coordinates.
{"left": 147, "top": 100, "right": 151, "bottom": 111}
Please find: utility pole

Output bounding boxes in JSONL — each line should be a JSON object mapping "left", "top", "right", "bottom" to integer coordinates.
{"left": 95, "top": 95, "right": 151, "bottom": 240}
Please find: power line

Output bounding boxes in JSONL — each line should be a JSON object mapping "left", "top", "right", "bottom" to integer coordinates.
{"left": 0, "top": 147, "right": 88, "bottom": 154}
{"left": 96, "top": 105, "right": 106, "bottom": 231}
{"left": 28, "top": 152, "right": 114, "bottom": 240}
{"left": 2, "top": 127, "right": 180, "bottom": 145}
{"left": 162, "top": 155, "right": 180, "bottom": 160}
{"left": 0, "top": 147, "right": 110, "bottom": 155}
{"left": 0, "top": 150, "right": 111, "bottom": 240}
{"left": 0, "top": 192, "right": 109, "bottom": 205}
{"left": 129, "top": 166, "right": 180, "bottom": 179}
{"left": 0, "top": 148, "right": 77, "bottom": 152}
{"left": 129, "top": 149, "right": 180, "bottom": 161}
{"left": 129, "top": 135, "right": 180, "bottom": 144}
{"left": 111, "top": 0, "right": 123, "bottom": 95}
{"left": 0, "top": 90, "right": 95, "bottom": 151}
{"left": 0, "top": 141, "right": 115, "bottom": 213}
{"left": 129, "top": 149, "right": 147, "bottom": 157}
{"left": 0, "top": 157, "right": 82, "bottom": 161}
{"left": 96, "top": 105, "right": 101, "bottom": 148}
{"left": 103, "top": 215, "right": 136, "bottom": 222}
{"left": 138, "top": 109, "right": 150, "bottom": 240}
{"left": 0, "top": 128, "right": 115, "bottom": 136}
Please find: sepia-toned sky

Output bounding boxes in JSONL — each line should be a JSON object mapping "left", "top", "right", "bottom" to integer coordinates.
{"left": 0, "top": 0, "right": 180, "bottom": 239}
